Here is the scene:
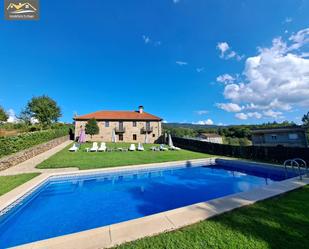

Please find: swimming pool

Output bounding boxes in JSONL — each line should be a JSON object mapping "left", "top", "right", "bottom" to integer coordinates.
{"left": 0, "top": 159, "right": 298, "bottom": 248}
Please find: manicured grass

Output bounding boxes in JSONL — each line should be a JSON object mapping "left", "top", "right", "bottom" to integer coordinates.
{"left": 116, "top": 185, "right": 309, "bottom": 249}
{"left": 0, "top": 173, "right": 40, "bottom": 196}
{"left": 37, "top": 142, "right": 212, "bottom": 170}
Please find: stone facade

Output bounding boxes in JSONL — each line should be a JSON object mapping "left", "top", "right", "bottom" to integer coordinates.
{"left": 74, "top": 106, "right": 163, "bottom": 143}
{"left": 75, "top": 120, "right": 162, "bottom": 143}
{"left": 198, "top": 133, "right": 223, "bottom": 144}
{"left": 0, "top": 136, "right": 69, "bottom": 171}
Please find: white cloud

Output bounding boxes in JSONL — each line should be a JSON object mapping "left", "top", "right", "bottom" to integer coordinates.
{"left": 242, "top": 100, "right": 291, "bottom": 112}
{"left": 31, "top": 117, "right": 39, "bottom": 124}
{"left": 194, "top": 119, "right": 214, "bottom": 125}
{"left": 196, "top": 67, "right": 205, "bottom": 73}
{"left": 216, "top": 74, "right": 235, "bottom": 84}
{"left": 216, "top": 103, "right": 242, "bottom": 112}
{"left": 176, "top": 61, "right": 188, "bottom": 66}
{"left": 7, "top": 109, "right": 18, "bottom": 123}
{"left": 226, "top": 51, "right": 244, "bottom": 61}
{"left": 142, "top": 35, "right": 151, "bottom": 44}
{"left": 217, "top": 42, "right": 230, "bottom": 57}
{"left": 142, "top": 35, "right": 161, "bottom": 46}
{"left": 235, "top": 113, "right": 248, "bottom": 120}
{"left": 300, "top": 52, "right": 309, "bottom": 58}
{"left": 195, "top": 110, "right": 209, "bottom": 115}
{"left": 218, "top": 27, "right": 309, "bottom": 120}
{"left": 285, "top": 17, "right": 293, "bottom": 23}
{"left": 217, "top": 42, "right": 244, "bottom": 61}
{"left": 289, "top": 28, "right": 309, "bottom": 50}
{"left": 247, "top": 112, "right": 262, "bottom": 119}
{"left": 154, "top": 41, "right": 161, "bottom": 47}
{"left": 235, "top": 112, "right": 262, "bottom": 120}
{"left": 263, "top": 110, "right": 283, "bottom": 118}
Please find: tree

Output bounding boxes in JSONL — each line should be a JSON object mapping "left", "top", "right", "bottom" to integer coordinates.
{"left": 0, "top": 106, "right": 8, "bottom": 122}
{"left": 302, "top": 112, "right": 309, "bottom": 126}
{"left": 19, "top": 107, "right": 32, "bottom": 125}
{"left": 25, "top": 95, "right": 61, "bottom": 127}
{"left": 85, "top": 118, "right": 99, "bottom": 138}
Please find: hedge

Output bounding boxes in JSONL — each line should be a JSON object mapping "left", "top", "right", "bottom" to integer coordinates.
{"left": 172, "top": 137, "right": 309, "bottom": 164}
{"left": 0, "top": 127, "right": 70, "bottom": 158}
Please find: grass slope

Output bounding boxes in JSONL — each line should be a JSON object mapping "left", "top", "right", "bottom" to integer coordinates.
{"left": 0, "top": 173, "right": 40, "bottom": 196}
{"left": 37, "top": 142, "right": 211, "bottom": 170}
{"left": 116, "top": 185, "right": 309, "bottom": 249}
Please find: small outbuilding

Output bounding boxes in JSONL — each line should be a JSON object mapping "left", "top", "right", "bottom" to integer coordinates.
{"left": 198, "top": 133, "right": 223, "bottom": 144}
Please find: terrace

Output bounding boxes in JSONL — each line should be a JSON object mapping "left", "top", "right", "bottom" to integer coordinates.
{"left": 0, "top": 140, "right": 308, "bottom": 249}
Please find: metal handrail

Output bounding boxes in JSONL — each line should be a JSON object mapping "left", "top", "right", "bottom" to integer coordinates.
{"left": 283, "top": 159, "right": 294, "bottom": 178}
{"left": 293, "top": 158, "right": 308, "bottom": 177}
{"left": 141, "top": 126, "right": 153, "bottom": 133}
{"left": 115, "top": 127, "right": 126, "bottom": 133}
{"left": 283, "top": 159, "right": 302, "bottom": 180}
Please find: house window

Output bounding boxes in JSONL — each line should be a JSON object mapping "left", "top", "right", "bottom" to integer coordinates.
{"left": 119, "top": 134, "right": 123, "bottom": 141}
{"left": 133, "top": 134, "right": 137, "bottom": 140}
{"left": 153, "top": 134, "right": 155, "bottom": 138}
{"left": 133, "top": 121, "right": 137, "bottom": 127}
{"left": 146, "top": 121, "right": 150, "bottom": 129}
{"left": 271, "top": 134, "right": 277, "bottom": 140}
{"left": 119, "top": 121, "right": 123, "bottom": 129}
{"left": 105, "top": 121, "right": 109, "bottom": 127}
{"left": 289, "top": 133, "right": 298, "bottom": 140}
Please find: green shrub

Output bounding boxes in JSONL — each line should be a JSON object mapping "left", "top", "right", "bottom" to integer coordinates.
{"left": 85, "top": 118, "right": 99, "bottom": 138}
{"left": 0, "top": 122, "right": 29, "bottom": 132}
{"left": 223, "top": 136, "right": 252, "bottom": 146}
{"left": 28, "top": 126, "right": 40, "bottom": 132}
{"left": 0, "top": 126, "right": 71, "bottom": 158}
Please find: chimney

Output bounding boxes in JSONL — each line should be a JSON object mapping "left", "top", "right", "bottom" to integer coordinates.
{"left": 138, "top": 105, "right": 144, "bottom": 114}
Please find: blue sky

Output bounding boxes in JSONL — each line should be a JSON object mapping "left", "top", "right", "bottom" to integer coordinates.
{"left": 1, "top": 0, "right": 309, "bottom": 125}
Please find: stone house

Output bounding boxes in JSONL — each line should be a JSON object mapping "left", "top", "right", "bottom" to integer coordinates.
{"left": 252, "top": 126, "right": 308, "bottom": 148}
{"left": 198, "top": 133, "right": 223, "bottom": 144}
{"left": 74, "top": 106, "right": 162, "bottom": 143}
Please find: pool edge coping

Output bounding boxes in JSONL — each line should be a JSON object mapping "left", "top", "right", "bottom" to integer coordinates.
{"left": 0, "top": 158, "right": 307, "bottom": 249}
{"left": 0, "top": 158, "right": 216, "bottom": 217}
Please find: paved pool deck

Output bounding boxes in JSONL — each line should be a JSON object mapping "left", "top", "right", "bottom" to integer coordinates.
{"left": 0, "top": 158, "right": 307, "bottom": 249}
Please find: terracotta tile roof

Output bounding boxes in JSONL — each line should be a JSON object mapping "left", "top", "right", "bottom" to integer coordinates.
{"left": 74, "top": 110, "right": 162, "bottom": 121}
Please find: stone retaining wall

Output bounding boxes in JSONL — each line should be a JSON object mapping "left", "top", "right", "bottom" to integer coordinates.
{"left": 0, "top": 136, "right": 69, "bottom": 171}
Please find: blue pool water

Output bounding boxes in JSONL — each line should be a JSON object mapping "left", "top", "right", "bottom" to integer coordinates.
{"left": 0, "top": 162, "right": 295, "bottom": 248}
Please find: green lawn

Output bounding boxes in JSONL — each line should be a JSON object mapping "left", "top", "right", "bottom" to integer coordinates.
{"left": 37, "top": 142, "right": 212, "bottom": 170}
{"left": 115, "top": 185, "right": 309, "bottom": 249}
{"left": 0, "top": 173, "right": 40, "bottom": 196}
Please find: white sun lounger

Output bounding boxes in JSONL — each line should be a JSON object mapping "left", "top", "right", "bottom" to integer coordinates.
{"left": 129, "top": 144, "right": 136, "bottom": 151}
{"left": 151, "top": 146, "right": 160, "bottom": 151}
{"left": 160, "top": 144, "right": 168, "bottom": 151}
{"left": 137, "top": 143, "right": 144, "bottom": 151}
{"left": 69, "top": 143, "right": 79, "bottom": 152}
{"left": 98, "top": 142, "right": 107, "bottom": 152}
{"left": 90, "top": 142, "right": 99, "bottom": 152}
{"left": 169, "top": 145, "right": 181, "bottom": 151}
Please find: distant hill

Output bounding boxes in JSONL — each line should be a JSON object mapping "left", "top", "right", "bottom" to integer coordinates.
{"left": 163, "top": 121, "right": 299, "bottom": 130}
{"left": 163, "top": 123, "right": 222, "bottom": 130}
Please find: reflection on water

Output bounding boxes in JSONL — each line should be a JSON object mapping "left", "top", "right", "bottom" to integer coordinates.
{"left": 0, "top": 163, "right": 287, "bottom": 248}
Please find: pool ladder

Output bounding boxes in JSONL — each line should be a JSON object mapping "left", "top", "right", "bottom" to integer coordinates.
{"left": 283, "top": 158, "right": 308, "bottom": 180}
